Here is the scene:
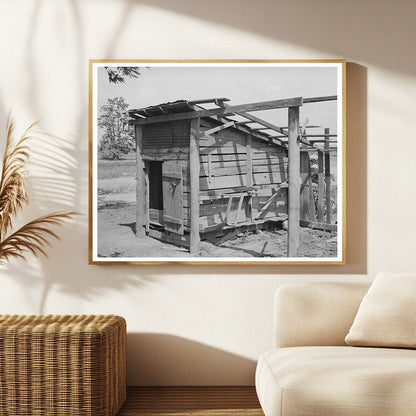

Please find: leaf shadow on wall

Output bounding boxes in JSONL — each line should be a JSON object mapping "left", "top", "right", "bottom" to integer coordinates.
{"left": 126, "top": 333, "right": 257, "bottom": 386}
{"left": 0, "top": 0, "right": 369, "bottom": 307}
{"left": 122, "top": 0, "right": 374, "bottom": 274}
{"left": 98, "top": 0, "right": 370, "bottom": 274}
{"left": 136, "top": 0, "right": 413, "bottom": 76}
{"left": 0, "top": 0, "right": 158, "bottom": 313}
{"left": 0, "top": 128, "right": 156, "bottom": 314}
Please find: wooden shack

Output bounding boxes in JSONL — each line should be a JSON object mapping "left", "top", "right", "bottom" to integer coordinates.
{"left": 129, "top": 96, "right": 337, "bottom": 256}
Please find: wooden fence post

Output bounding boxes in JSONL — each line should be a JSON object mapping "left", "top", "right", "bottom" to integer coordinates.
{"left": 288, "top": 106, "right": 300, "bottom": 257}
{"left": 300, "top": 151, "right": 310, "bottom": 221}
{"left": 135, "top": 125, "right": 146, "bottom": 237}
{"left": 324, "top": 127, "right": 332, "bottom": 224}
{"left": 317, "top": 150, "right": 325, "bottom": 222}
{"left": 189, "top": 118, "right": 201, "bottom": 255}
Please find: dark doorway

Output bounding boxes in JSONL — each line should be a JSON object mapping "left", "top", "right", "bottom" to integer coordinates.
{"left": 148, "top": 161, "right": 163, "bottom": 210}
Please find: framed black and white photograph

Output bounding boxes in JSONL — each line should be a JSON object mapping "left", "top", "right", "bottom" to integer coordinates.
{"left": 89, "top": 60, "right": 345, "bottom": 264}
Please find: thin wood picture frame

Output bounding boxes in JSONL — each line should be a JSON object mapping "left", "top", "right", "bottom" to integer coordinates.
{"left": 89, "top": 59, "right": 346, "bottom": 265}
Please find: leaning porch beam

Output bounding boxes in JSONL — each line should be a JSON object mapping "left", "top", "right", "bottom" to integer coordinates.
{"left": 268, "top": 135, "right": 287, "bottom": 139}
{"left": 287, "top": 106, "right": 301, "bottom": 257}
{"left": 189, "top": 118, "right": 201, "bottom": 256}
{"left": 300, "top": 148, "right": 338, "bottom": 153}
{"left": 131, "top": 97, "right": 304, "bottom": 125}
{"left": 234, "top": 111, "right": 288, "bottom": 137}
{"left": 212, "top": 114, "right": 286, "bottom": 148}
{"left": 303, "top": 95, "right": 337, "bottom": 103}
{"left": 135, "top": 125, "right": 146, "bottom": 238}
{"left": 307, "top": 138, "right": 338, "bottom": 143}
{"left": 303, "top": 134, "right": 337, "bottom": 138}
{"left": 235, "top": 121, "right": 256, "bottom": 125}
{"left": 203, "top": 121, "right": 235, "bottom": 136}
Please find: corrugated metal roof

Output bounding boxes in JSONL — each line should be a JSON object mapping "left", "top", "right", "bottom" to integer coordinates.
{"left": 130, "top": 100, "right": 195, "bottom": 118}
{"left": 128, "top": 98, "right": 288, "bottom": 149}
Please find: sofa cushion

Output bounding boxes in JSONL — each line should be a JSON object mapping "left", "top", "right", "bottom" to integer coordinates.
{"left": 256, "top": 346, "right": 416, "bottom": 416}
{"left": 345, "top": 272, "right": 416, "bottom": 348}
{"left": 274, "top": 283, "right": 370, "bottom": 348}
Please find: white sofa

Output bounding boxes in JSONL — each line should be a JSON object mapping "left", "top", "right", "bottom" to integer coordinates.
{"left": 255, "top": 282, "right": 416, "bottom": 416}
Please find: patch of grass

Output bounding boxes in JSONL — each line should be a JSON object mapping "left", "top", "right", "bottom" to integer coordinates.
{"left": 98, "top": 158, "right": 136, "bottom": 179}
{"left": 98, "top": 177, "right": 136, "bottom": 194}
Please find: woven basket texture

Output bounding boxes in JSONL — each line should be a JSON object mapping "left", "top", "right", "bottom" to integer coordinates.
{"left": 0, "top": 314, "right": 126, "bottom": 416}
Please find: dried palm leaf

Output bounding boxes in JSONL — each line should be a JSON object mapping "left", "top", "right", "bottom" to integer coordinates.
{"left": 0, "top": 212, "right": 78, "bottom": 264}
{"left": 0, "top": 117, "right": 38, "bottom": 238}
{"left": 0, "top": 116, "right": 79, "bottom": 264}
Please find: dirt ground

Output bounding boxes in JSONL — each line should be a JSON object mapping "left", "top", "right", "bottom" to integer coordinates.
{"left": 97, "top": 192, "right": 337, "bottom": 259}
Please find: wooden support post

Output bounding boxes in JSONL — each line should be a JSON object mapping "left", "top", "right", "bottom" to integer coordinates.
{"left": 189, "top": 118, "right": 201, "bottom": 255}
{"left": 317, "top": 150, "right": 325, "bottom": 222}
{"left": 144, "top": 160, "right": 150, "bottom": 233}
{"left": 246, "top": 134, "right": 253, "bottom": 186}
{"left": 300, "top": 151, "right": 310, "bottom": 221}
{"left": 300, "top": 151, "right": 317, "bottom": 222}
{"left": 287, "top": 106, "right": 300, "bottom": 257}
{"left": 324, "top": 128, "right": 332, "bottom": 224}
{"left": 135, "top": 125, "right": 146, "bottom": 237}
{"left": 308, "top": 174, "right": 316, "bottom": 222}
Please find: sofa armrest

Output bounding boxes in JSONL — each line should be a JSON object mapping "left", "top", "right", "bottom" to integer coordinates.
{"left": 273, "top": 282, "right": 370, "bottom": 348}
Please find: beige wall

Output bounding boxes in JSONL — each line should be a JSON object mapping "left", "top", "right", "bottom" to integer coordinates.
{"left": 0, "top": 0, "right": 415, "bottom": 385}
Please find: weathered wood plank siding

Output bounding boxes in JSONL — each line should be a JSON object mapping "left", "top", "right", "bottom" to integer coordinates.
{"left": 198, "top": 118, "right": 288, "bottom": 232}
{"left": 142, "top": 120, "right": 190, "bottom": 150}
{"left": 141, "top": 117, "right": 289, "bottom": 236}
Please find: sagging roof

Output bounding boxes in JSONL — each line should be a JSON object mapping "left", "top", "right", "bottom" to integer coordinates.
{"left": 129, "top": 98, "right": 290, "bottom": 148}
{"left": 129, "top": 97, "right": 233, "bottom": 119}
{"left": 128, "top": 97, "right": 337, "bottom": 151}
{"left": 130, "top": 100, "right": 196, "bottom": 119}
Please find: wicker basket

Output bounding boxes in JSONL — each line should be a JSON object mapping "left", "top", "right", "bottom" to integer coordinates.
{"left": 0, "top": 314, "right": 126, "bottom": 416}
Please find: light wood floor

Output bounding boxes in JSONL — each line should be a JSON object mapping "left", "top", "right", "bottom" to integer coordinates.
{"left": 117, "top": 386, "right": 264, "bottom": 416}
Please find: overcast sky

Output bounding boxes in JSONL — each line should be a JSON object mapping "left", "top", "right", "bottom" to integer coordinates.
{"left": 96, "top": 63, "right": 340, "bottom": 134}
